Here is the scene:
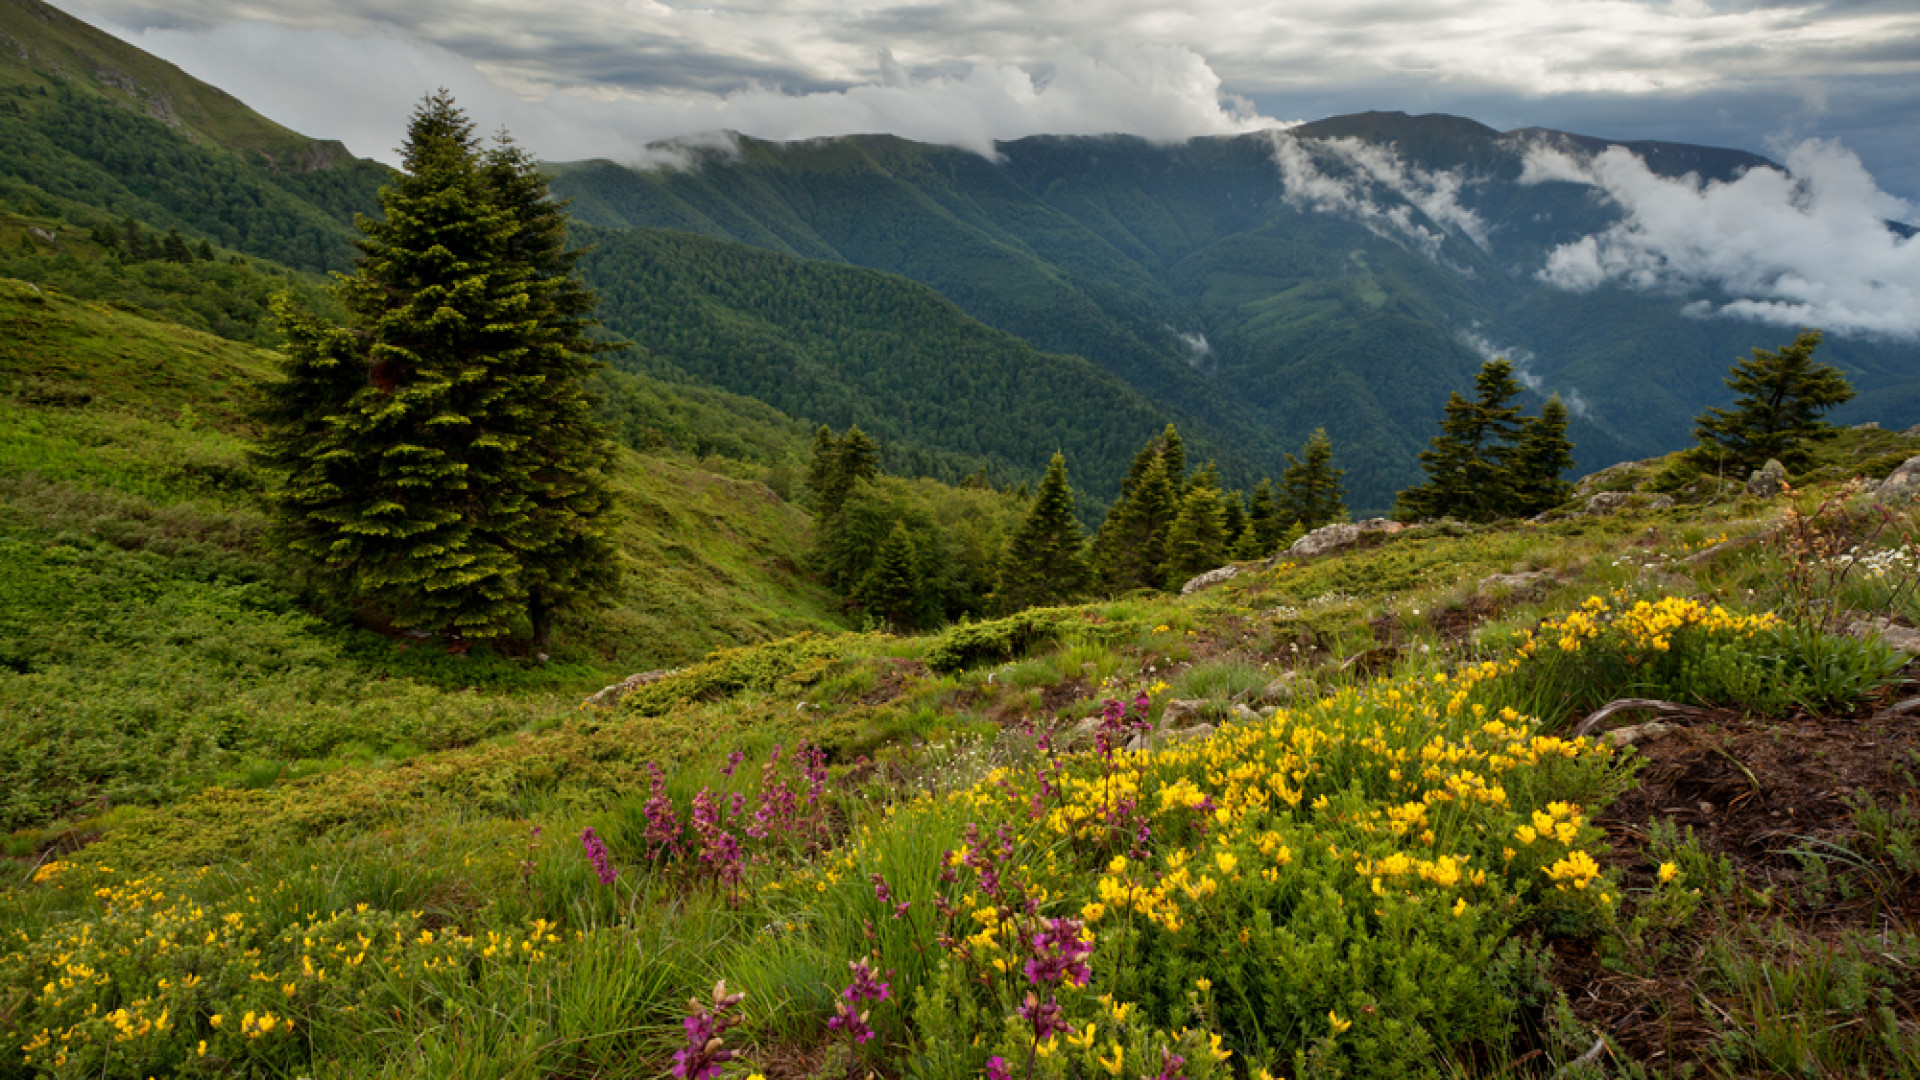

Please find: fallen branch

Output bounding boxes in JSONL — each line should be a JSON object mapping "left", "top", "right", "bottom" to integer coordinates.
{"left": 1551, "top": 1035, "right": 1610, "bottom": 1079}
{"left": 1572, "top": 698, "right": 1714, "bottom": 738}
{"left": 1873, "top": 696, "right": 1920, "bottom": 721}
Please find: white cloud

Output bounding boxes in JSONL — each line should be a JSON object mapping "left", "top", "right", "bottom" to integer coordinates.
{"left": 75, "top": 14, "right": 1273, "bottom": 164}
{"left": 1527, "top": 138, "right": 1920, "bottom": 337}
{"left": 1266, "top": 133, "right": 1488, "bottom": 259}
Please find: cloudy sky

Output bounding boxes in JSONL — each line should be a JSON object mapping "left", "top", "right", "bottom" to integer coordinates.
{"left": 51, "top": 0, "right": 1920, "bottom": 202}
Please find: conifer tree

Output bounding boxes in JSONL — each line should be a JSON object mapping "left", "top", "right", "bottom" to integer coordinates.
{"left": 1159, "top": 424, "right": 1187, "bottom": 489}
{"left": 161, "top": 227, "right": 191, "bottom": 263}
{"left": 1248, "top": 478, "right": 1284, "bottom": 554}
{"left": 1163, "top": 477, "right": 1228, "bottom": 583}
{"left": 811, "top": 426, "right": 882, "bottom": 518}
{"left": 1278, "top": 428, "right": 1346, "bottom": 531}
{"left": 1395, "top": 359, "right": 1529, "bottom": 523}
{"left": 1693, "top": 329, "right": 1854, "bottom": 473}
{"left": 1092, "top": 450, "right": 1178, "bottom": 592}
{"left": 1510, "top": 395, "right": 1576, "bottom": 515}
{"left": 1220, "top": 489, "right": 1247, "bottom": 550}
{"left": 998, "top": 452, "right": 1088, "bottom": 612}
{"left": 860, "top": 522, "right": 922, "bottom": 630}
{"left": 253, "top": 90, "right": 618, "bottom": 643}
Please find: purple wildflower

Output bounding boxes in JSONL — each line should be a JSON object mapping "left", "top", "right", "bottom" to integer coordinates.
{"left": 690, "top": 789, "right": 745, "bottom": 891}
{"left": 1024, "top": 918, "right": 1093, "bottom": 988}
{"left": 720, "top": 750, "right": 745, "bottom": 778}
{"left": 671, "top": 981, "right": 746, "bottom": 1080}
{"left": 580, "top": 827, "right": 617, "bottom": 886}
{"left": 642, "top": 764, "right": 681, "bottom": 861}
{"left": 1016, "top": 992, "right": 1073, "bottom": 1041}
{"left": 983, "top": 1055, "right": 1012, "bottom": 1080}
{"left": 1151, "top": 1048, "right": 1188, "bottom": 1080}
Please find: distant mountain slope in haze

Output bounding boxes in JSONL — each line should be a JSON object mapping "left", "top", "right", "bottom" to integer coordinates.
{"left": 577, "top": 224, "right": 1232, "bottom": 504}
{"left": 0, "top": 0, "right": 390, "bottom": 270}
{"left": 550, "top": 115, "right": 1917, "bottom": 510}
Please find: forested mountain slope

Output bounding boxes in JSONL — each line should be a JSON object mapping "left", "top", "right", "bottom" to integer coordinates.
{"left": 577, "top": 224, "right": 1239, "bottom": 502}
{"left": 551, "top": 116, "right": 1920, "bottom": 510}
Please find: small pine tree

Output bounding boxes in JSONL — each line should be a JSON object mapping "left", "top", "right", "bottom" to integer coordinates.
{"left": 998, "top": 452, "right": 1088, "bottom": 612}
{"left": 1092, "top": 450, "right": 1178, "bottom": 592}
{"left": 1220, "top": 489, "right": 1247, "bottom": 549}
{"left": 161, "top": 228, "right": 192, "bottom": 263}
{"left": 193, "top": 239, "right": 215, "bottom": 261}
{"left": 1396, "top": 359, "right": 1530, "bottom": 523}
{"left": 1248, "top": 478, "right": 1285, "bottom": 554}
{"left": 1163, "top": 477, "right": 1228, "bottom": 584}
{"left": 808, "top": 425, "right": 882, "bottom": 519}
{"left": 120, "top": 217, "right": 144, "bottom": 260}
{"left": 1509, "top": 395, "right": 1576, "bottom": 515}
{"left": 1279, "top": 428, "right": 1346, "bottom": 531}
{"left": 1158, "top": 424, "right": 1187, "bottom": 489}
{"left": 860, "top": 522, "right": 922, "bottom": 630}
{"left": 1693, "top": 329, "right": 1854, "bottom": 473}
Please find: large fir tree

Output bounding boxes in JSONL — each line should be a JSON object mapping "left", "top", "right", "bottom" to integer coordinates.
{"left": 1163, "top": 476, "right": 1228, "bottom": 584}
{"left": 1091, "top": 432, "right": 1180, "bottom": 593}
{"left": 997, "top": 452, "right": 1088, "bottom": 612}
{"left": 254, "top": 91, "right": 618, "bottom": 642}
{"left": 859, "top": 522, "right": 923, "bottom": 630}
{"left": 1693, "top": 329, "right": 1854, "bottom": 473}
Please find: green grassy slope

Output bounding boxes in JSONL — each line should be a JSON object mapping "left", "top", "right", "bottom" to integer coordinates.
{"left": 0, "top": 276, "right": 846, "bottom": 830}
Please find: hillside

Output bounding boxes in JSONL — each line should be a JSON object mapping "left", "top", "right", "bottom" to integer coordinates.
{"left": 0, "top": 275, "right": 846, "bottom": 829}
{"left": 0, "top": 0, "right": 390, "bottom": 270}
{"left": 551, "top": 119, "right": 1920, "bottom": 511}
{"left": 580, "top": 224, "right": 1228, "bottom": 502}
{"left": 4, "top": 330, "right": 1918, "bottom": 1074}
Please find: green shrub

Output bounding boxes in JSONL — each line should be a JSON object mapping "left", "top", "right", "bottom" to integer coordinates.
{"left": 923, "top": 608, "right": 1071, "bottom": 672}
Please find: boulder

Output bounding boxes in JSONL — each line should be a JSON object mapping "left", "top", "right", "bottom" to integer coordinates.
{"left": 1180, "top": 564, "right": 1241, "bottom": 596}
{"left": 583, "top": 668, "right": 672, "bottom": 708}
{"left": 1284, "top": 517, "right": 1403, "bottom": 559}
{"left": 1257, "top": 675, "right": 1298, "bottom": 706}
{"left": 1158, "top": 699, "right": 1212, "bottom": 730}
{"left": 1228, "top": 703, "right": 1261, "bottom": 723}
{"left": 1572, "top": 460, "right": 1647, "bottom": 498}
{"left": 1477, "top": 570, "right": 1553, "bottom": 596}
{"left": 1852, "top": 421, "right": 1881, "bottom": 431}
{"left": 1745, "top": 459, "right": 1788, "bottom": 498}
{"left": 1584, "top": 491, "right": 1633, "bottom": 516}
{"left": 1843, "top": 615, "right": 1920, "bottom": 655}
{"left": 1873, "top": 455, "right": 1920, "bottom": 506}
{"left": 1128, "top": 723, "right": 1214, "bottom": 754}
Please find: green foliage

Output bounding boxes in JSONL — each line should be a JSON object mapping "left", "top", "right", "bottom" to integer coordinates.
{"left": 1396, "top": 359, "right": 1577, "bottom": 523}
{"left": 1694, "top": 329, "right": 1856, "bottom": 474}
{"left": 254, "top": 93, "right": 619, "bottom": 641}
{"left": 807, "top": 424, "right": 881, "bottom": 518}
{"left": 616, "top": 634, "right": 842, "bottom": 716}
{"left": 922, "top": 608, "right": 1073, "bottom": 672}
{"left": 997, "top": 451, "right": 1090, "bottom": 612}
{"left": 1091, "top": 426, "right": 1185, "bottom": 592}
{"left": 859, "top": 522, "right": 923, "bottom": 630}
{"left": 1278, "top": 426, "right": 1347, "bottom": 531}
{"left": 817, "top": 475, "right": 1024, "bottom": 629}
{"left": 1163, "top": 473, "right": 1229, "bottom": 583}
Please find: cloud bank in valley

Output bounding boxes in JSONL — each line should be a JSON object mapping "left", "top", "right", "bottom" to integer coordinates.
{"left": 1525, "top": 139, "right": 1920, "bottom": 338}
{"left": 1267, "top": 133, "right": 1489, "bottom": 259}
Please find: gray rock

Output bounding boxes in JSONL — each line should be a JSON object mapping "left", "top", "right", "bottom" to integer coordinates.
{"left": 1584, "top": 491, "right": 1633, "bottom": 515}
{"left": 1180, "top": 564, "right": 1241, "bottom": 596}
{"left": 1648, "top": 495, "right": 1677, "bottom": 511}
{"left": 1228, "top": 703, "right": 1261, "bottom": 723}
{"left": 584, "top": 669, "right": 672, "bottom": 708}
{"left": 1158, "top": 699, "right": 1212, "bottom": 730}
{"left": 1843, "top": 615, "right": 1920, "bottom": 654}
{"left": 1284, "top": 517, "right": 1403, "bottom": 559}
{"left": 1128, "top": 723, "right": 1216, "bottom": 753}
{"left": 1745, "top": 459, "right": 1788, "bottom": 498}
{"left": 1477, "top": 570, "right": 1553, "bottom": 596}
{"left": 1258, "top": 676, "right": 1297, "bottom": 706}
{"left": 1873, "top": 455, "right": 1920, "bottom": 506}
{"left": 1904, "top": 423, "right": 1920, "bottom": 438}
{"left": 1852, "top": 421, "right": 1881, "bottom": 431}
{"left": 1573, "top": 460, "right": 1647, "bottom": 498}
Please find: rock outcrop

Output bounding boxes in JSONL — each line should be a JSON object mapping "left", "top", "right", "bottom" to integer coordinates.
{"left": 1284, "top": 518, "right": 1403, "bottom": 559}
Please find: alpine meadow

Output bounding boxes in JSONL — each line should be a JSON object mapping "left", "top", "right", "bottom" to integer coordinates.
{"left": 5, "top": 1, "right": 1920, "bottom": 1078}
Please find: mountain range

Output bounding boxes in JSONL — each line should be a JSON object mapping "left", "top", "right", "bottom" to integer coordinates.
{"left": 5, "top": 0, "right": 1916, "bottom": 513}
